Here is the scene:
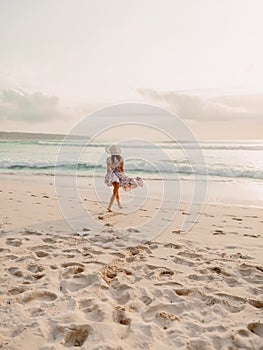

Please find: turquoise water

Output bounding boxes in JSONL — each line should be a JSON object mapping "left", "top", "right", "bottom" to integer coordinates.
{"left": 0, "top": 133, "right": 263, "bottom": 183}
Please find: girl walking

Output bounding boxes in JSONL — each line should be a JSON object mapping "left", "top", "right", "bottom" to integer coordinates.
{"left": 104, "top": 145, "right": 143, "bottom": 212}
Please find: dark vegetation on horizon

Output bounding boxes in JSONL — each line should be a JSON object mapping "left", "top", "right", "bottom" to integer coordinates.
{"left": 0, "top": 131, "right": 89, "bottom": 140}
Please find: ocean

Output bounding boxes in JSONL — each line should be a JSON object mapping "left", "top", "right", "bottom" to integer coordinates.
{"left": 1, "top": 131, "right": 263, "bottom": 207}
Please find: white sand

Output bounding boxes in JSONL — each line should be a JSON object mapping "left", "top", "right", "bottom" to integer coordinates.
{"left": 0, "top": 174, "right": 263, "bottom": 349}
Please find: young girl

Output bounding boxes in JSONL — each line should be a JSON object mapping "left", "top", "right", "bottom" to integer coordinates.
{"left": 104, "top": 145, "right": 143, "bottom": 212}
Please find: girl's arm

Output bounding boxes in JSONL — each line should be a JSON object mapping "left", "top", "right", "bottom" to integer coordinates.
{"left": 107, "top": 163, "right": 111, "bottom": 172}
{"left": 120, "top": 161, "right": 124, "bottom": 172}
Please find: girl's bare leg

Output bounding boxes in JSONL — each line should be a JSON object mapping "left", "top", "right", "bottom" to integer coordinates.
{"left": 113, "top": 183, "right": 122, "bottom": 209}
{"left": 107, "top": 193, "right": 115, "bottom": 212}
{"left": 107, "top": 183, "right": 120, "bottom": 211}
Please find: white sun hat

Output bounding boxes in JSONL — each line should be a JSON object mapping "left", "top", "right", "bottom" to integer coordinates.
{"left": 105, "top": 144, "right": 122, "bottom": 155}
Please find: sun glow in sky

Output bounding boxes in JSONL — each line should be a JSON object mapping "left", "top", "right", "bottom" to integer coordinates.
{"left": 0, "top": 0, "right": 263, "bottom": 138}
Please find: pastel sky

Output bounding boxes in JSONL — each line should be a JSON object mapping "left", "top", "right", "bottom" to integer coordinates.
{"left": 0, "top": 0, "right": 263, "bottom": 139}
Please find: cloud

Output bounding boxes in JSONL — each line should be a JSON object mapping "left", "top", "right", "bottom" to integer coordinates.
{"left": 138, "top": 89, "right": 263, "bottom": 121}
{"left": 0, "top": 88, "right": 62, "bottom": 122}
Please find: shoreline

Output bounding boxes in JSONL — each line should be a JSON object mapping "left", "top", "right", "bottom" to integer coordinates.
{"left": 1, "top": 172, "right": 263, "bottom": 208}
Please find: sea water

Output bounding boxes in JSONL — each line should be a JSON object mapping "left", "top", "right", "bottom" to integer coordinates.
{"left": 0, "top": 132, "right": 263, "bottom": 207}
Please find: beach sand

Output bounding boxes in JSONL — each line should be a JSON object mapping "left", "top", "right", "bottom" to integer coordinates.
{"left": 0, "top": 174, "right": 263, "bottom": 349}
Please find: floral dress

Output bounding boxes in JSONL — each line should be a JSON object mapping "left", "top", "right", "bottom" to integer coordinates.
{"left": 104, "top": 155, "right": 143, "bottom": 191}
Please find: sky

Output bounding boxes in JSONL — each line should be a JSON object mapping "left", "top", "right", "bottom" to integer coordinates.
{"left": 0, "top": 0, "right": 263, "bottom": 139}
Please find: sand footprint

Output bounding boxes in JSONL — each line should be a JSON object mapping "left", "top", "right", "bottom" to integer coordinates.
{"left": 63, "top": 325, "right": 91, "bottom": 347}
{"left": 8, "top": 267, "right": 23, "bottom": 277}
{"left": 125, "top": 245, "right": 151, "bottom": 262}
{"left": 113, "top": 308, "right": 131, "bottom": 326}
{"left": 22, "top": 229, "right": 42, "bottom": 236}
{"left": 83, "top": 305, "right": 105, "bottom": 322}
{"left": 78, "top": 299, "right": 105, "bottom": 322}
{"left": 158, "top": 269, "right": 174, "bottom": 280}
{"left": 27, "top": 263, "right": 44, "bottom": 273}
{"left": 175, "top": 288, "right": 193, "bottom": 296}
{"left": 164, "top": 243, "right": 182, "bottom": 249}
{"left": 42, "top": 237, "right": 56, "bottom": 244}
{"left": 62, "top": 265, "right": 85, "bottom": 279}
{"left": 8, "top": 286, "right": 28, "bottom": 295}
{"left": 155, "top": 311, "right": 179, "bottom": 329}
{"left": 244, "top": 233, "right": 261, "bottom": 238}
{"left": 247, "top": 322, "right": 263, "bottom": 338}
{"left": 212, "top": 292, "right": 246, "bottom": 312}
{"left": 0, "top": 248, "right": 10, "bottom": 255}
{"left": 111, "top": 252, "right": 126, "bottom": 258}
{"left": 140, "top": 295, "right": 153, "bottom": 306}
{"left": 142, "top": 304, "right": 180, "bottom": 323}
{"left": 35, "top": 250, "right": 49, "bottom": 258}
{"left": 60, "top": 273, "right": 101, "bottom": 293}
{"left": 61, "top": 261, "right": 85, "bottom": 279}
{"left": 63, "top": 248, "right": 81, "bottom": 254}
{"left": 173, "top": 256, "right": 195, "bottom": 267}
{"left": 101, "top": 261, "right": 132, "bottom": 284}
{"left": 212, "top": 229, "right": 226, "bottom": 235}
{"left": 110, "top": 282, "right": 133, "bottom": 304}
{"left": 208, "top": 266, "right": 231, "bottom": 277}
{"left": 238, "top": 263, "right": 263, "bottom": 283}
{"left": 22, "top": 290, "right": 57, "bottom": 303}
{"left": 248, "top": 299, "right": 263, "bottom": 309}
{"left": 6, "top": 237, "right": 22, "bottom": 247}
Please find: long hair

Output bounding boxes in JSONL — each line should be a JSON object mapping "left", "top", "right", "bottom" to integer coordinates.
{"left": 111, "top": 155, "right": 122, "bottom": 163}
